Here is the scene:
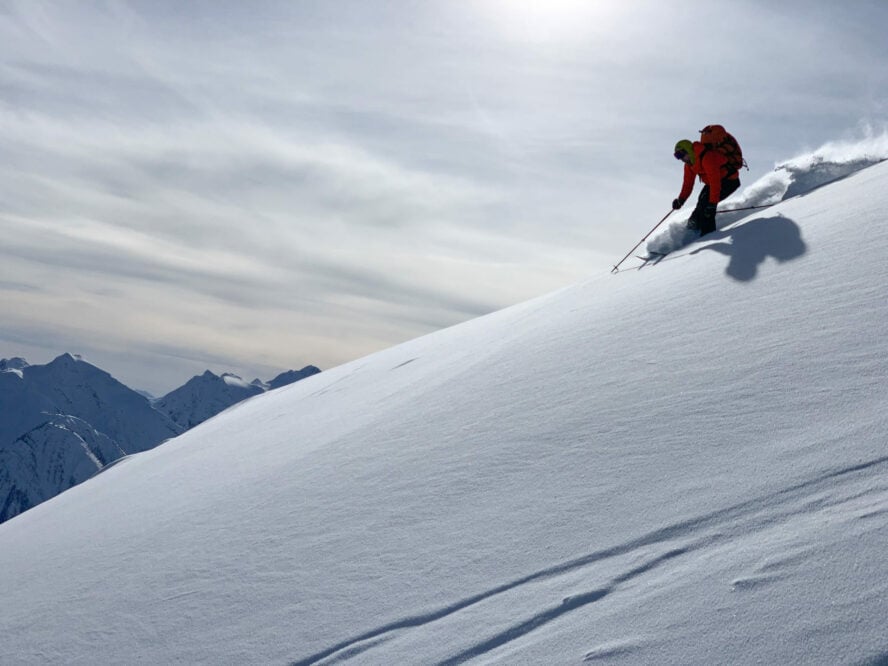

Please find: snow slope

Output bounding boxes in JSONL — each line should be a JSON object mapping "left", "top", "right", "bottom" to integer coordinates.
{"left": 1, "top": 157, "right": 888, "bottom": 665}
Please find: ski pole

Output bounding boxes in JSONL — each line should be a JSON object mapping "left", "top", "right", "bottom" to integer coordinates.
{"left": 717, "top": 203, "right": 773, "bottom": 214}
{"left": 611, "top": 210, "right": 673, "bottom": 273}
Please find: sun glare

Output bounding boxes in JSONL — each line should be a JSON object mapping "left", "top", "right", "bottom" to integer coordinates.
{"left": 474, "top": 0, "right": 617, "bottom": 44}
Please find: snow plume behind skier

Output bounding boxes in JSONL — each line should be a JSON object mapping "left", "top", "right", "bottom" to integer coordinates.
{"left": 646, "top": 130, "right": 888, "bottom": 257}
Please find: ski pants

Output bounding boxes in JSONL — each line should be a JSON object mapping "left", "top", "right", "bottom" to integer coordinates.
{"left": 690, "top": 176, "right": 741, "bottom": 235}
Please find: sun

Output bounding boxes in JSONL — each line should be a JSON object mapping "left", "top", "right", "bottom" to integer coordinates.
{"left": 473, "top": 0, "right": 617, "bottom": 44}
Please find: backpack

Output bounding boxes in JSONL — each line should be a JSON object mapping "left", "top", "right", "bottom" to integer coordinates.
{"left": 699, "top": 124, "right": 747, "bottom": 174}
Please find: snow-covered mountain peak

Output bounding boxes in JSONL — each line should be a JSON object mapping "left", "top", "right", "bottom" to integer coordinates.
{"left": 221, "top": 373, "right": 252, "bottom": 389}
{"left": 0, "top": 357, "right": 29, "bottom": 373}
{"left": 154, "top": 369, "right": 264, "bottom": 430}
{"left": 49, "top": 352, "right": 85, "bottom": 367}
{"left": 35, "top": 353, "right": 113, "bottom": 389}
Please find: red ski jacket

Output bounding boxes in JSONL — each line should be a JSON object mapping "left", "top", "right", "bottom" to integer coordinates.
{"left": 679, "top": 141, "right": 740, "bottom": 204}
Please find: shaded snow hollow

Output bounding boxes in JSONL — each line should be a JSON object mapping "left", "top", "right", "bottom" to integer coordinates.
{"left": 1, "top": 148, "right": 888, "bottom": 664}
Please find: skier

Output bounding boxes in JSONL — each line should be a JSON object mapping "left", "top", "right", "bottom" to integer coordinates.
{"left": 671, "top": 125, "right": 743, "bottom": 236}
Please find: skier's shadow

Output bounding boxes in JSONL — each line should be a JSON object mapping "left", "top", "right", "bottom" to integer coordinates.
{"left": 690, "top": 215, "right": 807, "bottom": 282}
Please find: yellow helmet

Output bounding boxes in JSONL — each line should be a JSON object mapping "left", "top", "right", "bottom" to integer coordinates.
{"left": 674, "top": 139, "right": 695, "bottom": 164}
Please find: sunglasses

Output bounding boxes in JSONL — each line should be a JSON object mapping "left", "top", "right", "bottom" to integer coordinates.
{"left": 674, "top": 149, "right": 689, "bottom": 162}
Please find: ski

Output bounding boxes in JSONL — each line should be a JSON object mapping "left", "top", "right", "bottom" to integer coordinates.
{"left": 635, "top": 251, "right": 668, "bottom": 267}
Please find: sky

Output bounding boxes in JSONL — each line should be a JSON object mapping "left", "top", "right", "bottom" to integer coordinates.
{"left": 1, "top": 0, "right": 887, "bottom": 394}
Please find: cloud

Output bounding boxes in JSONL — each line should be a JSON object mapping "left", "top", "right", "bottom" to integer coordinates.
{"left": 0, "top": 90, "right": 563, "bottom": 392}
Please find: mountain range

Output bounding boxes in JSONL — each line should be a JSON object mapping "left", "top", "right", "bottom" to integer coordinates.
{"left": 0, "top": 354, "right": 319, "bottom": 523}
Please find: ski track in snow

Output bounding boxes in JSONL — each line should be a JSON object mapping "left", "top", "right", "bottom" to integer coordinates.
{"left": 293, "top": 454, "right": 888, "bottom": 665}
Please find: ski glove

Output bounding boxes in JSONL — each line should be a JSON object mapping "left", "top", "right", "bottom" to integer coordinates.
{"left": 672, "top": 198, "right": 685, "bottom": 210}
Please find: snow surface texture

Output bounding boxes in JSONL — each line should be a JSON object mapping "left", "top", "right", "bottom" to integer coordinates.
{"left": 2, "top": 153, "right": 888, "bottom": 665}
{"left": 647, "top": 133, "right": 888, "bottom": 257}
